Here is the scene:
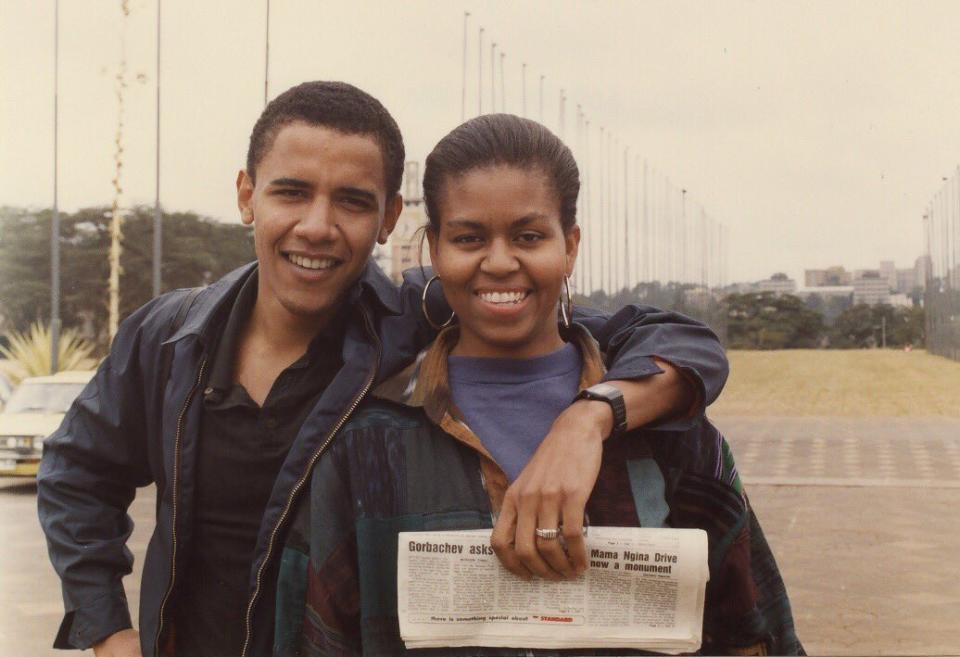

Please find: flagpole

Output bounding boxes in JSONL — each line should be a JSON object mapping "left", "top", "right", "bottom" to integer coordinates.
{"left": 50, "top": 0, "right": 61, "bottom": 371}
{"left": 460, "top": 12, "right": 469, "bottom": 122}
{"left": 152, "top": 0, "right": 163, "bottom": 297}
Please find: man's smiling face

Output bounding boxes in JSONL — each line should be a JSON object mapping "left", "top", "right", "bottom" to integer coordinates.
{"left": 237, "top": 121, "right": 401, "bottom": 327}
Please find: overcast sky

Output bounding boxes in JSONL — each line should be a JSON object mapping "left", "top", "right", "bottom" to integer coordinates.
{"left": 3, "top": 0, "right": 960, "bottom": 284}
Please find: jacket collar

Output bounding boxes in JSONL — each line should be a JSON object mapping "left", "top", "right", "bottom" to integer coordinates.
{"left": 373, "top": 323, "right": 606, "bottom": 418}
{"left": 166, "top": 260, "right": 402, "bottom": 345}
{"left": 372, "top": 323, "right": 606, "bottom": 514}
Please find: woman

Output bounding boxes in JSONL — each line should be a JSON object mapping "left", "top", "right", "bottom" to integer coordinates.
{"left": 275, "top": 115, "right": 802, "bottom": 656}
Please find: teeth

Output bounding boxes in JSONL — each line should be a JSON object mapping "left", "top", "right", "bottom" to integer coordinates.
{"left": 289, "top": 254, "right": 337, "bottom": 270}
{"left": 479, "top": 290, "right": 527, "bottom": 304}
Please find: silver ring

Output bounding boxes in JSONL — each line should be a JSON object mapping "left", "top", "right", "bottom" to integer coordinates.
{"left": 535, "top": 527, "right": 561, "bottom": 540}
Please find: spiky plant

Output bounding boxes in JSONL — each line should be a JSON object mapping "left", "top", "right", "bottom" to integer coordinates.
{"left": 0, "top": 322, "right": 96, "bottom": 385}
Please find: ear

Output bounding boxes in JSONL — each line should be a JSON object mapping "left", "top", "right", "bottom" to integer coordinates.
{"left": 237, "top": 169, "right": 255, "bottom": 225}
{"left": 564, "top": 225, "right": 581, "bottom": 277}
{"left": 377, "top": 193, "right": 403, "bottom": 244}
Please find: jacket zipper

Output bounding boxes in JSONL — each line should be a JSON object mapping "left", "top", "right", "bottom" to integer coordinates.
{"left": 240, "top": 308, "right": 382, "bottom": 657}
{"left": 154, "top": 357, "right": 208, "bottom": 657}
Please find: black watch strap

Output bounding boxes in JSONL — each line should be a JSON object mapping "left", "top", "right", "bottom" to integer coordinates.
{"left": 574, "top": 383, "right": 628, "bottom": 439}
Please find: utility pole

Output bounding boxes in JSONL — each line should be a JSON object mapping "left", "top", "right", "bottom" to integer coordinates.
{"left": 51, "top": 0, "right": 61, "bottom": 372}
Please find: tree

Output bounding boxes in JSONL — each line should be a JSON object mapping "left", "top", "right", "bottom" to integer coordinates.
{"left": 725, "top": 292, "right": 824, "bottom": 349}
{"left": 831, "top": 303, "right": 924, "bottom": 348}
{"left": 0, "top": 206, "right": 254, "bottom": 351}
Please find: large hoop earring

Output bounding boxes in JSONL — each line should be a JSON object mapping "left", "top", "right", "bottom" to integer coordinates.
{"left": 422, "top": 275, "right": 456, "bottom": 330}
{"left": 558, "top": 275, "right": 573, "bottom": 329}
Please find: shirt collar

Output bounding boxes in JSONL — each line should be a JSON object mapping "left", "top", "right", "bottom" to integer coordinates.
{"left": 205, "top": 269, "right": 349, "bottom": 395}
{"left": 206, "top": 269, "right": 259, "bottom": 393}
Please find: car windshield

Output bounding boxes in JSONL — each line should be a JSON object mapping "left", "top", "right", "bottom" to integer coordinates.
{"left": 4, "top": 381, "right": 87, "bottom": 414}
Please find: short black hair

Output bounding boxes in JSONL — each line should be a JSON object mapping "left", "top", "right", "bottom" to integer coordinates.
{"left": 246, "top": 81, "right": 405, "bottom": 198}
{"left": 422, "top": 114, "right": 580, "bottom": 232}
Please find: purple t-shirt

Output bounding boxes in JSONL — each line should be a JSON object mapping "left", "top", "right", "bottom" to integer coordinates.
{"left": 447, "top": 343, "right": 583, "bottom": 482}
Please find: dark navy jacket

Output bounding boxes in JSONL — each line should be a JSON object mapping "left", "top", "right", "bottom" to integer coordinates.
{"left": 37, "top": 261, "right": 729, "bottom": 657}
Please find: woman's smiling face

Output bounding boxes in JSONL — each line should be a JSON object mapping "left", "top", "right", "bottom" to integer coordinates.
{"left": 428, "top": 165, "right": 580, "bottom": 359}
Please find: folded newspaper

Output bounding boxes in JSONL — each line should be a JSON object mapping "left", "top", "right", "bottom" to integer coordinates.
{"left": 397, "top": 527, "right": 708, "bottom": 654}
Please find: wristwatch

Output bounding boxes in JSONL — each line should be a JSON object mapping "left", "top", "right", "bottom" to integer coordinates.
{"left": 573, "top": 383, "right": 627, "bottom": 440}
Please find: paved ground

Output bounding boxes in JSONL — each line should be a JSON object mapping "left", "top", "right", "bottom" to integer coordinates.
{"left": 2, "top": 415, "right": 959, "bottom": 656}
{"left": 717, "top": 416, "right": 960, "bottom": 487}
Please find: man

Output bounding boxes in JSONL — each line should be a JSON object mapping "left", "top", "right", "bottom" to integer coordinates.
{"left": 38, "top": 81, "right": 729, "bottom": 657}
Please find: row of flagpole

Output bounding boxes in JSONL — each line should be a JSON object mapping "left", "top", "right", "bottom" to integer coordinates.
{"left": 48, "top": 0, "right": 271, "bottom": 357}
{"left": 459, "top": 11, "right": 728, "bottom": 296}
{"left": 45, "top": 2, "right": 724, "bottom": 363}
{"left": 923, "top": 167, "right": 960, "bottom": 360}
{"left": 924, "top": 166, "right": 960, "bottom": 291}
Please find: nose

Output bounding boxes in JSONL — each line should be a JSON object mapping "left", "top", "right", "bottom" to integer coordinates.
{"left": 293, "top": 199, "right": 338, "bottom": 243}
{"left": 479, "top": 238, "right": 520, "bottom": 276}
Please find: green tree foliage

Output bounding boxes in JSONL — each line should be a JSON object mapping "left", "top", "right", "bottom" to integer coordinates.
{"left": 0, "top": 206, "right": 254, "bottom": 350}
{"left": 726, "top": 292, "right": 825, "bottom": 349}
{"left": 831, "top": 303, "right": 925, "bottom": 348}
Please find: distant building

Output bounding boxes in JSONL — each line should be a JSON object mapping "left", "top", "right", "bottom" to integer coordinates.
{"left": 896, "top": 268, "right": 917, "bottom": 294}
{"left": 794, "top": 285, "right": 854, "bottom": 301}
{"left": 852, "top": 271, "right": 890, "bottom": 306}
{"left": 389, "top": 202, "right": 429, "bottom": 284}
{"left": 805, "top": 266, "right": 851, "bottom": 287}
{"left": 756, "top": 272, "right": 797, "bottom": 295}
{"left": 880, "top": 260, "right": 897, "bottom": 292}
{"left": 887, "top": 293, "right": 913, "bottom": 308}
{"left": 388, "top": 160, "right": 431, "bottom": 284}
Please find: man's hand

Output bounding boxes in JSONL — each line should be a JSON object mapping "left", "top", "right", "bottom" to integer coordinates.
{"left": 490, "top": 400, "right": 608, "bottom": 580}
{"left": 490, "top": 358, "right": 695, "bottom": 580}
{"left": 93, "top": 629, "right": 141, "bottom": 657}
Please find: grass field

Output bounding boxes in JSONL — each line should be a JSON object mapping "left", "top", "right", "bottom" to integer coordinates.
{"left": 708, "top": 349, "right": 960, "bottom": 417}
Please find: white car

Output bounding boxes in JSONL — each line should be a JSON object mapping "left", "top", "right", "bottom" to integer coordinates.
{"left": 0, "top": 370, "right": 94, "bottom": 477}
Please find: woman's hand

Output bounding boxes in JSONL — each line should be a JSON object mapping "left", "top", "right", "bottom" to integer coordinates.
{"left": 490, "top": 399, "right": 609, "bottom": 580}
{"left": 490, "top": 358, "right": 694, "bottom": 580}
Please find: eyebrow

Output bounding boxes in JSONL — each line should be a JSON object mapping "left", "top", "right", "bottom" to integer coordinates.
{"left": 267, "top": 177, "right": 311, "bottom": 189}
{"left": 339, "top": 186, "right": 379, "bottom": 204}
{"left": 445, "top": 214, "right": 550, "bottom": 230}
{"left": 266, "top": 179, "right": 379, "bottom": 205}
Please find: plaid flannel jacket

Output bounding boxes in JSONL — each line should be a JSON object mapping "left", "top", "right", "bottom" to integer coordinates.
{"left": 275, "top": 325, "right": 803, "bottom": 656}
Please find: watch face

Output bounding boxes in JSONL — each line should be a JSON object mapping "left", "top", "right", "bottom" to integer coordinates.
{"left": 590, "top": 383, "right": 619, "bottom": 398}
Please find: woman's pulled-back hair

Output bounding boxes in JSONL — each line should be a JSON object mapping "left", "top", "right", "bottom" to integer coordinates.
{"left": 422, "top": 114, "right": 580, "bottom": 233}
